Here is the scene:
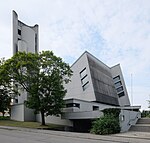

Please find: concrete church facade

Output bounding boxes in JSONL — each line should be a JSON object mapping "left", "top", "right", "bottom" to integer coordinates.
{"left": 11, "top": 11, "right": 141, "bottom": 132}
{"left": 11, "top": 10, "right": 39, "bottom": 121}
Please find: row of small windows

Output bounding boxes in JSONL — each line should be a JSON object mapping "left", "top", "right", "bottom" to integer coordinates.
{"left": 65, "top": 103, "right": 99, "bottom": 111}
{"left": 80, "top": 68, "right": 89, "bottom": 91}
{"left": 113, "top": 75, "right": 125, "bottom": 98}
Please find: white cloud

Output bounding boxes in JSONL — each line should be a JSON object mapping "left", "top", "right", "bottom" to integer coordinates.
{"left": 0, "top": 0, "right": 150, "bottom": 109}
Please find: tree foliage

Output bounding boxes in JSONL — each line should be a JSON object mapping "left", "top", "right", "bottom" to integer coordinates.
{"left": 103, "top": 108, "right": 121, "bottom": 118}
{"left": 90, "top": 115, "right": 120, "bottom": 135}
{"left": 2, "top": 51, "right": 72, "bottom": 125}
{"left": 0, "top": 87, "right": 11, "bottom": 117}
{"left": 0, "top": 58, "right": 12, "bottom": 117}
{"left": 91, "top": 108, "right": 121, "bottom": 135}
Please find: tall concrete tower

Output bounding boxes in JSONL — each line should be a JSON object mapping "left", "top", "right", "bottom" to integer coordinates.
{"left": 11, "top": 11, "right": 39, "bottom": 121}
{"left": 13, "top": 10, "right": 39, "bottom": 55}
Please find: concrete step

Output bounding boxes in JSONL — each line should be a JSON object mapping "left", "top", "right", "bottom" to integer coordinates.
{"left": 137, "top": 118, "right": 150, "bottom": 124}
{"left": 130, "top": 124, "right": 150, "bottom": 132}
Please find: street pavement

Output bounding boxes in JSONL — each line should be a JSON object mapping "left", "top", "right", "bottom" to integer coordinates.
{"left": 0, "top": 126, "right": 150, "bottom": 143}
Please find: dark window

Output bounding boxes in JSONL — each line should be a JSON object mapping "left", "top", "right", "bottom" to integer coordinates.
{"left": 66, "top": 103, "right": 80, "bottom": 108}
{"left": 18, "top": 38, "right": 21, "bottom": 40}
{"left": 82, "top": 81, "right": 89, "bottom": 91}
{"left": 80, "top": 67, "right": 89, "bottom": 91}
{"left": 113, "top": 75, "right": 120, "bottom": 83}
{"left": 15, "top": 99, "right": 18, "bottom": 103}
{"left": 81, "top": 75, "right": 88, "bottom": 85}
{"left": 80, "top": 68, "right": 87, "bottom": 78}
{"left": 18, "top": 29, "right": 21, "bottom": 35}
{"left": 93, "top": 106, "right": 99, "bottom": 111}
{"left": 116, "top": 86, "right": 123, "bottom": 93}
{"left": 118, "top": 91, "right": 125, "bottom": 97}
{"left": 115, "top": 81, "right": 122, "bottom": 88}
{"left": 35, "top": 34, "right": 38, "bottom": 53}
{"left": 16, "top": 45, "right": 18, "bottom": 53}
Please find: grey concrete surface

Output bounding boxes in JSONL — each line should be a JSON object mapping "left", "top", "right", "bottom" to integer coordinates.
{"left": 0, "top": 126, "right": 150, "bottom": 143}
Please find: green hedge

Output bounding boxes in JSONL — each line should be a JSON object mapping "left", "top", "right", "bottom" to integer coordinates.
{"left": 91, "top": 108, "right": 121, "bottom": 135}
{"left": 0, "top": 116, "right": 10, "bottom": 120}
{"left": 103, "top": 108, "right": 120, "bottom": 118}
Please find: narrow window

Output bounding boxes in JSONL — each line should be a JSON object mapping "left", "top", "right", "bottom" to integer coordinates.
{"left": 16, "top": 45, "right": 18, "bottom": 53}
{"left": 116, "top": 86, "right": 123, "bottom": 93}
{"left": 93, "top": 106, "right": 99, "bottom": 111}
{"left": 81, "top": 75, "right": 88, "bottom": 85}
{"left": 118, "top": 91, "right": 125, "bottom": 97}
{"left": 80, "top": 67, "right": 89, "bottom": 91}
{"left": 66, "top": 103, "right": 80, "bottom": 108}
{"left": 113, "top": 75, "right": 120, "bottom": 83}
{"left": 80, "top": 68, "right": 87, "bottom": 79}
{"left": 18, "top": 29, "right": 21, "bottom": 35}
{"left": 115, "top": 81, "right": 122, "bottom": 88}
{"left": 15, "top": 99, "right": 18, "bottom": 103}
{"left": 82, "top": 81, "right": 89, "bottom": 91}
{"left": 35, "top": 34, "right": 38, "bottom": 53}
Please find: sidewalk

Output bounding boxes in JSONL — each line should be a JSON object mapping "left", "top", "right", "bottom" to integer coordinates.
{"left": 113, "top": 131, "right": 150, "bottom": 140}
{"left": 0, "top": 125, "right": 150, "bottom": 142}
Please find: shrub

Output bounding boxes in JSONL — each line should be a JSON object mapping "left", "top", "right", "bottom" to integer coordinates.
{"left": 0, "top": 116, "right": 10, "bottom": 120}
{"left": 141, "top": 110, "right": 150, "bottom": 118}
{"left": 91, "top": 115, "right": 120, "bottom": 135}
{"left": 103, "top": 108, "right": 120, "bottom": 118}
{"left": 91, "top": 108, "right": 121, "bottom": 135}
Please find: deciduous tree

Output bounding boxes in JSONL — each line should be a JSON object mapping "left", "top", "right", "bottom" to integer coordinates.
{"left": 3, "top": 51, "right": 72, "bottom": 125}
{"left": 0, "top": 58, "right": 12, "bottom": 117}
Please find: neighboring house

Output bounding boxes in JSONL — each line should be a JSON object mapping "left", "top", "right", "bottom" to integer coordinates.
{"left": 11, "top": 11, "right": 141, "bottom": 132}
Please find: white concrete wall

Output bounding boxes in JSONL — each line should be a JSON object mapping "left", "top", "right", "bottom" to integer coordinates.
{"left": 64, "top": 110, "right": 103, "bottom": 120}
{"left": 64, "top": 52, "right": 95, "bottom": 101}
{"left": 63, "top": 99, "right": 115, "bottom": 120}
{"left": 11, "top": 103, "right": 35, "bottom": 121}
{"left": 120, "top": 110, "right": 141, "bottom": 132}
{"left": 21, "top": 26, "right": 35, "bottom": 53}
{"left": 13, "top": 10, "right": 39, "bottom": 55}
{"left": 17, "top": 90, "right": 27, "bottom": 104}
{"left": 12, "top": 11, "right": 39, "bottom": 105}
{"left": 12, "top": 10, "right": 18, "bottom": 55}
{"left": 11, "top": 12, "right": 39, "bottom": 124}
{"left": 64, "top": 99, "right": 114, "bottom": 113}
{"left": 36, "top": 114, "right": 73, "bottom": 127}
{"left": 24, "top": 106, "right": 35, "bottom": 121}
{"left": 18, "top": 40, "right": 27, "bottom": 52}
{"left": 11, "top": 104, "right": 24, "bottom": 121}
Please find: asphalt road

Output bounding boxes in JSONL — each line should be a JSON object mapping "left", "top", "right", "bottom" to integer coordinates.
{"left": 0, "top": 128, "right": 150, "bottom": 143}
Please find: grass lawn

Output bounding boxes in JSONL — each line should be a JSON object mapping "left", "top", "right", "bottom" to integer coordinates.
{"left": 0, "top": 118, "right": 65, "bottom": 130}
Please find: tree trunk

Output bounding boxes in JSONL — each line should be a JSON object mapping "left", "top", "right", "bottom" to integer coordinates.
{"left": 41, "top": 110, "right": 45, "bottom": 125}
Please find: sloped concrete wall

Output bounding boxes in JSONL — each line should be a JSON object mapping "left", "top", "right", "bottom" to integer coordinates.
{"left": 120, "top": 110, "right": 141, "bottom": 132}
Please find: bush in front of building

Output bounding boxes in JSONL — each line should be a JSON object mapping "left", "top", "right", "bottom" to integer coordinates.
{"left": 141, "top": 110, "right": 150, "bottom": 118}
{"left": 102, "top": 108, "right": 120, "bottom": 118}
{"left": 0, "top": 116, "right": 10, "bottom": 120}
{"left": 90, "top": 108, "right": 121, "bottom": 135}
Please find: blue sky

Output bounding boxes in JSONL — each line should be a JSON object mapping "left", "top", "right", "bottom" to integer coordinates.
{"left": 0, "top": 0, "right": 150, "bottom": 110}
